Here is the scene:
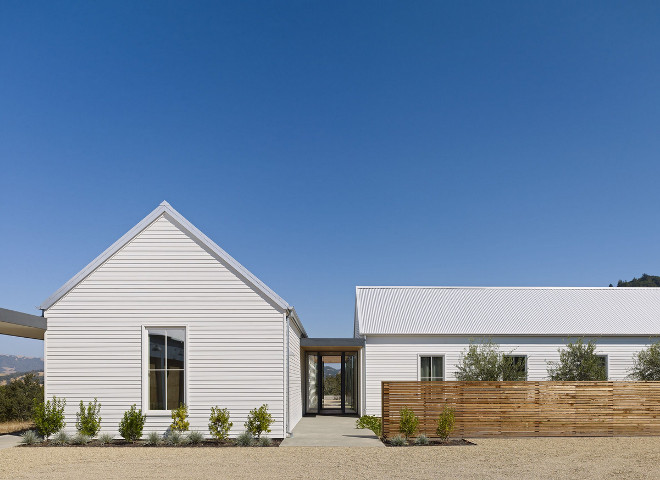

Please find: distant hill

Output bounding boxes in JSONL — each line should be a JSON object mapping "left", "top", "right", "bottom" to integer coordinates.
{"left": 0, "top": 355, "right": 44, "bottom": 376}
{"left": 615, "top": 274, "right": 660, "bottom": 287}
{"left": 324, "top": 365, "right": 340, "bottom": 377}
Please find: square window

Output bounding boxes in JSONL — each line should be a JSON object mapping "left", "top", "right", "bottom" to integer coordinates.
{"left": 420, "top": 356, "right": 444, "bottom": 381}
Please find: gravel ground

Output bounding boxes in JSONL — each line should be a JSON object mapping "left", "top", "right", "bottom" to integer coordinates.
{"left": 3, "top": 437, "right": 660, "bottom": 479}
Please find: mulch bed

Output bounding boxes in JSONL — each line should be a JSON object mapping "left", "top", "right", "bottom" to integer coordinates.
{"left": 384, "top": 438, "right": 475, "bottom": 447}
{"left": 21, "top": 439, "right": 282, "bottom": 447}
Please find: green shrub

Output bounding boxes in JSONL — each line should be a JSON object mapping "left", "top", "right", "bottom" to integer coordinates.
{"left": 455, "top": 340, "right": 527, "bottom": 381}
{"left": 33, "top": 396, "right": 66, "bottom": 440}
{"left": 415, "top": 434, "right": 429, "bottom": 445}
{"left": 436, "top": 406, "right": 455, "bottom": 440}
{"left": 146, "top": 431, "right": 162, "bottom": 445}
{"left": 166, "top": 430, "right": 184, "bottom": 445}
{"left": 398, "top": 406, "right": 419, "bottom": 440}
{"left": 20, "top": 430, "right": 40, "bottom": 445}
{"left": 236, "top": 431, "right": 254, "bottom": 447}
{"left": 258, "top": 436, "right": 272, "bottom": 447}
{"left": 71, "top": 433, "right": 90, "bottom": 445}
{"left": 170, "top": 403, "right": 189, "bottom": 432}
{"left": 244, "top": 404, "right": 273, "bottom": 439}
{"left": 547, "top": 339, "right": 607, "bottom": 380}
{"left": 76, "top": 398, "right": 102, "bottom": 437}
{"left": 356, "top": 415, "right": 382, "bottom": 437}
{"left": 98, "top": 432, "right": 113, "bottom": 445}
{"left": 188, "top": 431, "right": 204, "bottom": 445}
{"left": 0, "top": 374, "right": 43, "bottom": 422}
{"left": 208, "top": 406, "right": 233, "bottom": 440}
{"left": 118, "top": 404, "right": 146, "bottom": 442}
{"left": 389, "top": 434, "right": 406, "bottom": 446}
{"left": 51, "top": 431, "right": 70, "bottom": 445}
{"left": 629, "top": 342, "right": 660, "bottom": 380}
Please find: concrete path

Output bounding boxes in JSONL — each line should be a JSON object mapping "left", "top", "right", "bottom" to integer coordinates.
{"left": 0, "top": 434, "right": 22, "bottom": 450}
{"left": 280, "top": 416, "right": 384, "bottom": 447}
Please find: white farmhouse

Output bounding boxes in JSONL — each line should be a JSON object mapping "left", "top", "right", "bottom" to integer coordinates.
{"left": 1, "top": 202, "right": 659, "bottom": 435}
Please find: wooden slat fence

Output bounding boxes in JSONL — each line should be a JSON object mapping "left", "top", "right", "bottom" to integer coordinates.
{"left": 381, "top": 381, "right": 660, "bottom": 438}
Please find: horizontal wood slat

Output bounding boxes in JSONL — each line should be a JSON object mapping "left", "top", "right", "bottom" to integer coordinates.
{"left": 381, "top": 381, "right": 660, "bottom": 438}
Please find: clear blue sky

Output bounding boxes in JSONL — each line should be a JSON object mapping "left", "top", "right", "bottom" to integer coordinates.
{"left": 2, "top": 1, "right": 660, "bottom": 357}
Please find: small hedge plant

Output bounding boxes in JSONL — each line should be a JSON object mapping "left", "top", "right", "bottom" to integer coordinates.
{"left": 356, "top": 415, "right": 382, "bottom": 437}
{"left": 118, "top": 404, "right": 146, "bottom": 442}
{"left": 436, "top": 406, "right": 455, "bottom": 440}
{"left": 399, "top": 406, "right": 419, "bottom": 440}
{"left": 245, "top": 404, "right": 273, "bottom": 439}
{"left": 33, "top": 396, "right": 66, "bottom": 440}
{"left": 76, "top": 398, "right": 102, "bottom": 437}
{"left": 209, "top": 406, "right": 233, "bottom": 440}
{"left": 170, "top": 403, "right": 190, "bottom": 432}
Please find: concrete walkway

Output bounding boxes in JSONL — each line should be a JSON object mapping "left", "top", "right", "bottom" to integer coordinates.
{"left": 280, "top": 416, "right": 384, "bottom": 447}
{"left": 0, "top": 434, "right": 22, "bottom": 450}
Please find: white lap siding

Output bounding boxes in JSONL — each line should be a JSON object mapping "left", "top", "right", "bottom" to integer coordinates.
{"left": 363, "top": 335, "right": 653, "bottom": 416}
{"left": 287, "top": 322, "right": 303, "bottom": 431}
{"left": 44, "top": 215, "right": 287, "bottom": 438}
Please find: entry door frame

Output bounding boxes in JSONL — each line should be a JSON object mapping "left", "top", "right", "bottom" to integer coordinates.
{"left": 304, "top": 351, "right": 356, "bottom": 415}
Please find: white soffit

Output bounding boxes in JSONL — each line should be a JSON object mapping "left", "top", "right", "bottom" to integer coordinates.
{"left": 355, "top": 286, "right": 660, "bottom": 336}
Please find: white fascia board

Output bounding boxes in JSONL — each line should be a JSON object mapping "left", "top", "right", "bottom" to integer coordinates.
{"left": 287, "top": 307, "right": 307, "bottom": 338}
{"left": 39, "top": 201, "right": 293, "bottom": 313}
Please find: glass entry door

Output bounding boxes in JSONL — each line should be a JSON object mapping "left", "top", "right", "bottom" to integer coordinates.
{"left": 305, "top": 351, "right": 358, "bottom": 415}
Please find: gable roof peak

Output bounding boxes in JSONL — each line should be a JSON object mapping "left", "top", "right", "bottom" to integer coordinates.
{"left": 38, "top": 203, "right": 303, "bottom": 333}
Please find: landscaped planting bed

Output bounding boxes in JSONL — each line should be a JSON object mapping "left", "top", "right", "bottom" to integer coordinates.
{"left": 383, "top": 438, "right": 473, "bottom": 447}
{"left": 20, "top": 437, "right": 282, "bottom": 447}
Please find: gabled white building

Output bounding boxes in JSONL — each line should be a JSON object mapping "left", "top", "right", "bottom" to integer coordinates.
{"left": 39, "top": 201, "right": 307, "bottom": 438}
{"left": 2, "top": 203, "right": 660, "bottom": 435}
{"left": 354, "top": 286, "right": 660, "bottom": 415}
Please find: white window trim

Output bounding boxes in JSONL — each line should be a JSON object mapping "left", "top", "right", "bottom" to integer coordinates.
{"left": 142, "top": 325, "right": 189, "bottom": 416}
{"left": 417, "top": 354, "right": 445, "bottom": 381}
{"left": 502, "top": 354, "right": 528, "bottom": 380}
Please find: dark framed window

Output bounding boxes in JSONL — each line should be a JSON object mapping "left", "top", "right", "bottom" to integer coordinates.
{"left": 147, "top": 328, "right": 185, "bottom": 410}
{"left": 420, "top": 356, "right": 444, "bottom": 381}
{"left": 503, "top": 355, "right": 527, "bottom": 380}
{"left": 596, "top": 355, "right": 608, "bottom": 377}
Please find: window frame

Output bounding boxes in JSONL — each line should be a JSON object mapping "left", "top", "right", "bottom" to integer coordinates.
{"left": 417, "top": 354, "right": 445, "bottom": 381}
{"left": 142, "top": 325, "right": 189, "bottom": 415}
{"left": 596, "top": 354, "right": 608, "bottom": 378}
{"left": 502, "top": 354, "right": 528, "bottom": 381}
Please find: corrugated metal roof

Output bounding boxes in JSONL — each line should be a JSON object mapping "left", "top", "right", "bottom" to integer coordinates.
{"left": 355, "top": 286, "right": 660, "bottom": 336}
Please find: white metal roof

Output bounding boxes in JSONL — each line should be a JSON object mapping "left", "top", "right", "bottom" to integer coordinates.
{"left": 39, "top": 201, "right": 307, "bottom": 337}
{"left": 355, "top": 286, "right": 660, "bottom": 336}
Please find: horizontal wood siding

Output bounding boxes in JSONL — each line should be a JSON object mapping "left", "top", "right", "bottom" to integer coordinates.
{"left": 364, "top": 335, "right": 654, "bottom": 415}
{"left": 382, "top": 381, "right": 660, "bottom": 437}
{"left": 45, "top": 215, "right": 287, "bottom": 438}
{"left": 288, "top": 321, "right": 303, "bottom": 431}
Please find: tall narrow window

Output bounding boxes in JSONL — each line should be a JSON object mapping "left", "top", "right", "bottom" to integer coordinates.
{"left": 148, "top": 328, "right": 185, "bottom": 410}
{"left": 420, "top": 356, "right": 444, "bottom": 381}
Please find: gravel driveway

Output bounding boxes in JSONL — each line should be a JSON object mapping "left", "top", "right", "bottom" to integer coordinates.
{"left": 3, "top": 437, "right": 660, "bottom": 479}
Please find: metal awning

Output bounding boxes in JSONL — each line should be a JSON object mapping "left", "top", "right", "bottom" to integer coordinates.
{"left": 300, "top": 337, "right": 365, "bottom": 350}
{"left": 0, "top": 308, "right": 46, "bottom": 340}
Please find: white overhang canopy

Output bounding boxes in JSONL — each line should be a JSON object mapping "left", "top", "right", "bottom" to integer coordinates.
{"left": 0, "top": 308, "right": 46, "bottom": 340}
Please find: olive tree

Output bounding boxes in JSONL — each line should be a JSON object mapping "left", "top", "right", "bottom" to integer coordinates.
{"left": 454, "top": 339, "right": 526, "bottom": 381}
{"left": 547, "top": 339, "right": 607, "bottom": 381}
{"left": 629, "top": 342, "right": 660, "bottom": 381}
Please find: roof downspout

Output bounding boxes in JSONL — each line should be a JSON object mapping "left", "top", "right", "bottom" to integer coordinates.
{"left": 285, "top": 312, "right": 291, "bottom": 436}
